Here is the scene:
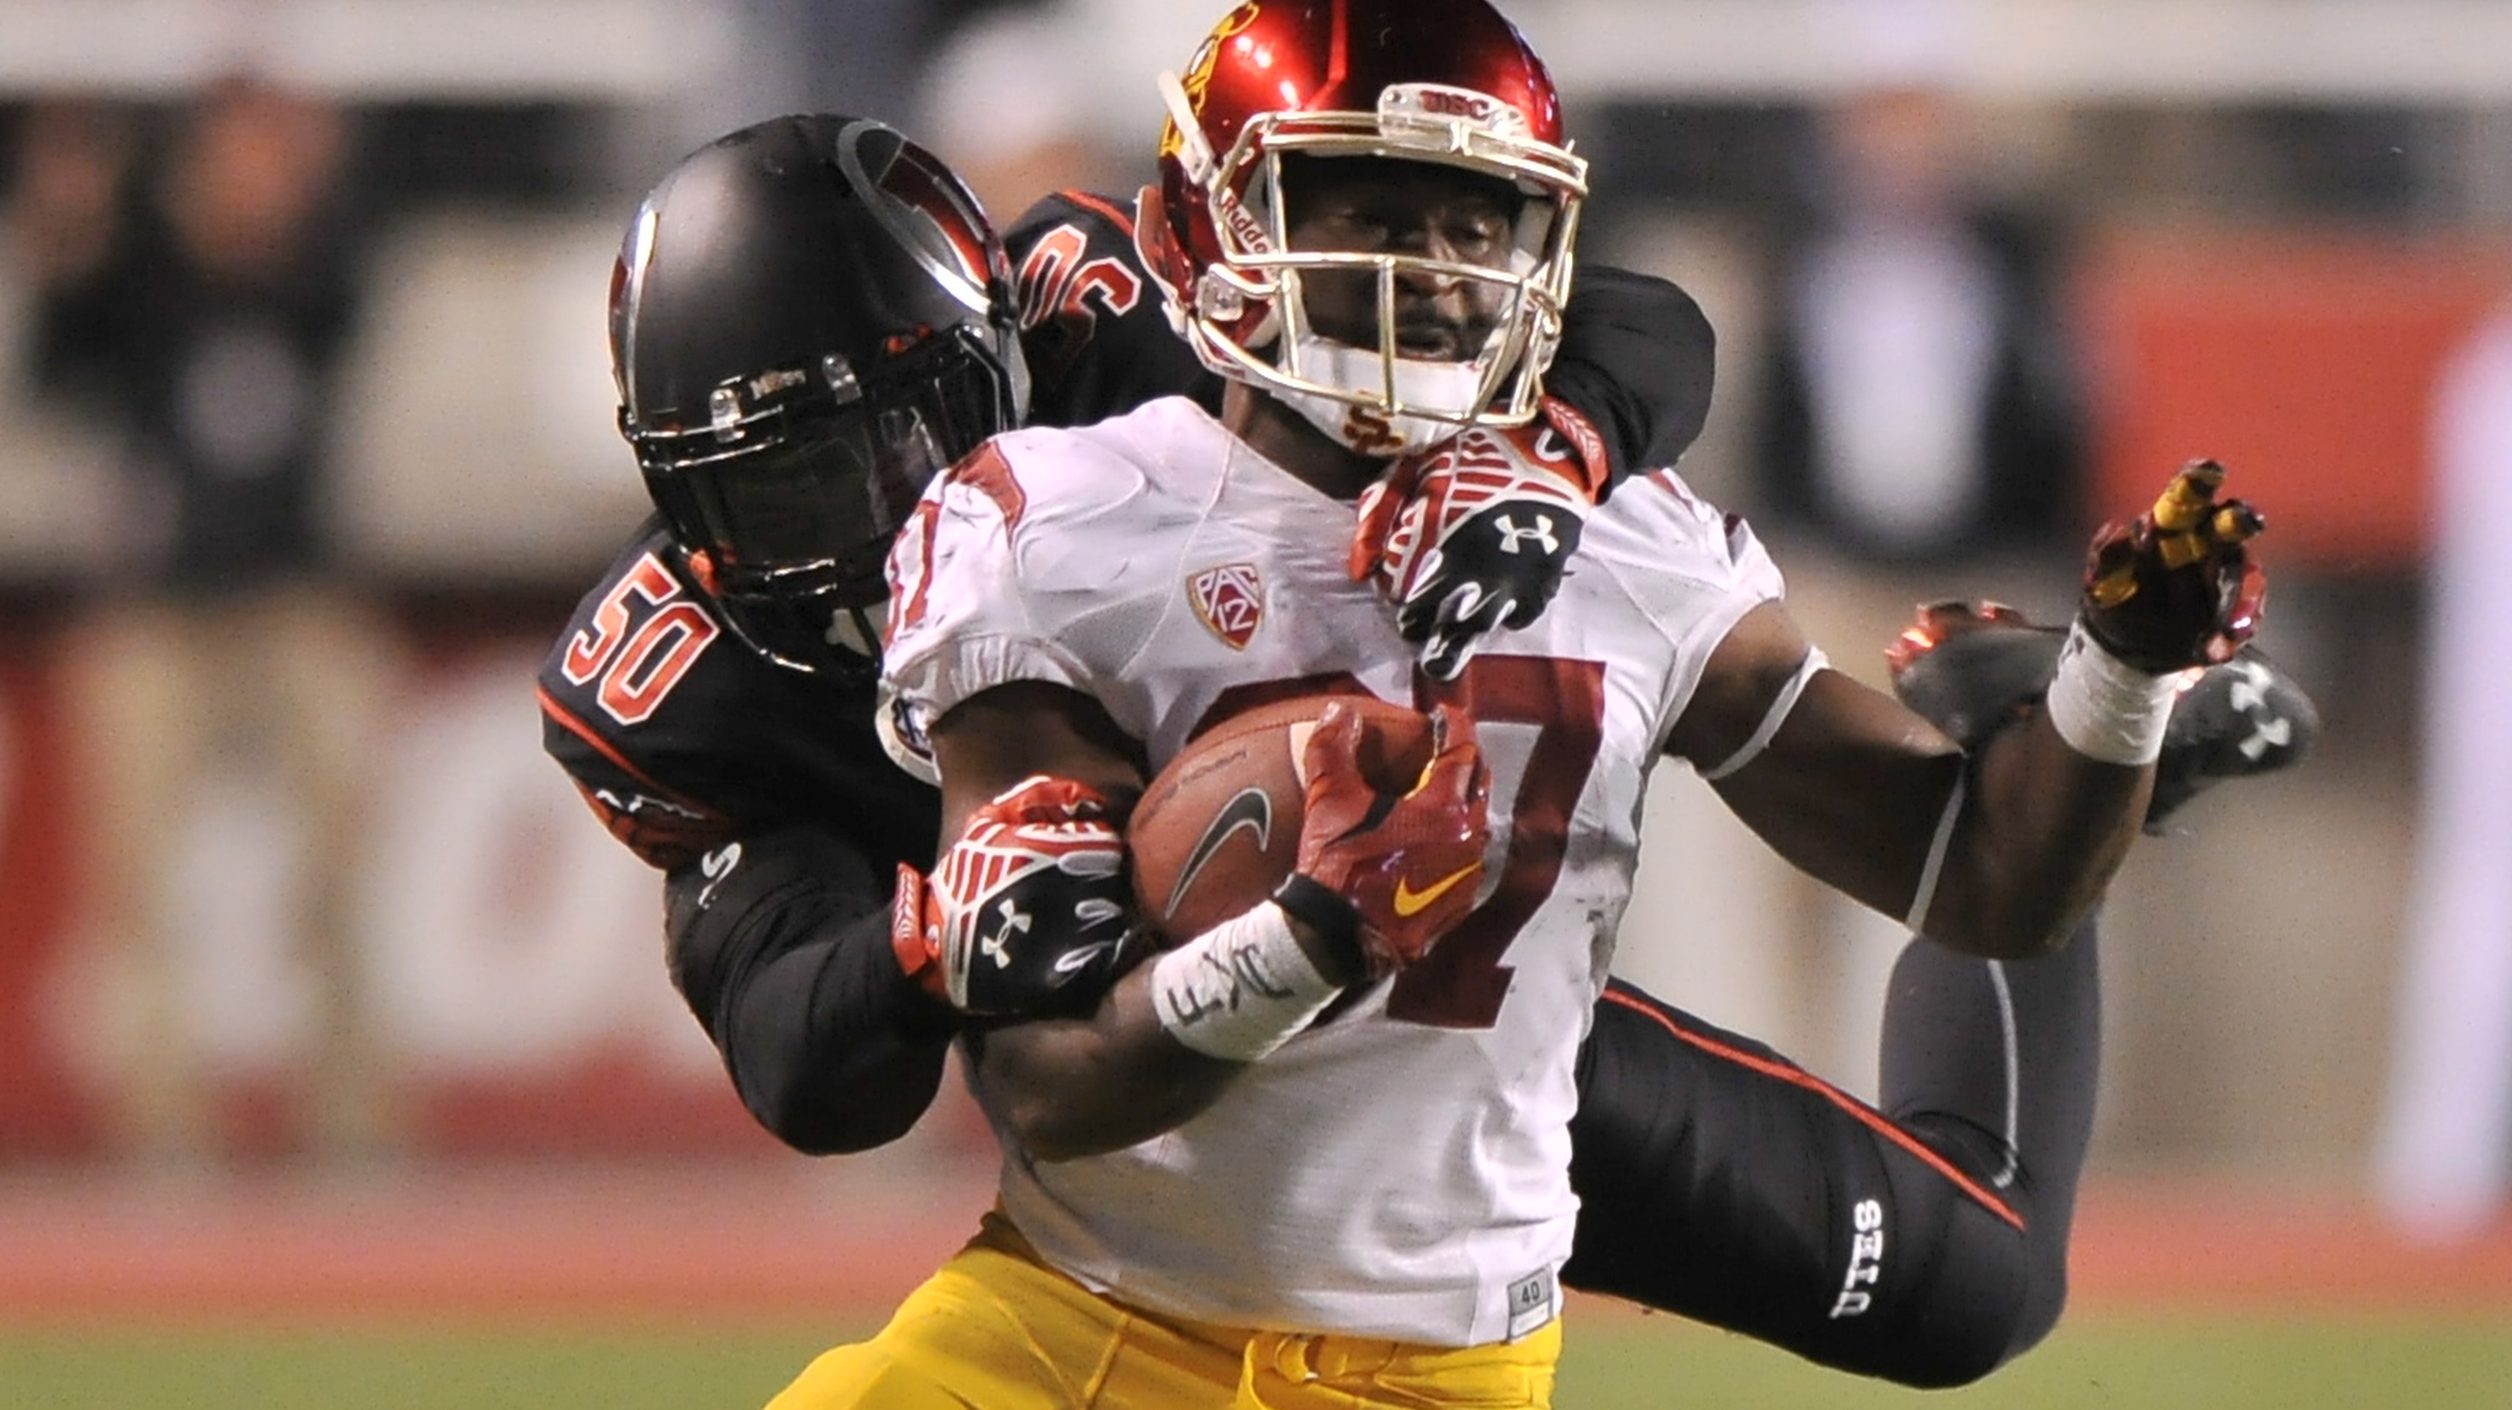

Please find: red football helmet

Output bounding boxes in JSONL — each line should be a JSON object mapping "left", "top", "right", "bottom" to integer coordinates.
{"left": 1140, "top": 0, "right": 1587, "bottom": 454}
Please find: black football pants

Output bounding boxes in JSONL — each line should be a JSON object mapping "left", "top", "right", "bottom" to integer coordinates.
{"left": 1560, "top": 918, "right": 2100, "bottom": 1388}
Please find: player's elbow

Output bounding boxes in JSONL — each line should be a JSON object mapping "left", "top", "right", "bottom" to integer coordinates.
{"left": 1002, "top": 1114, "right": 1093, "bottom": 1164}
{"left": 1883, "top": 1269, "right": 2067, "bottom": 1388}
{"left": 995, "top": 1070, "right": 1197, "bottom": 1163}
{"left": 729, "top": 1036, "right": 950, "bottom": 1157}
{"left": 998, "top": 1098, "right": 1129, "bottom": 1164}
{"left": 738, "top": 1072, "right": 918, "bottom": 1157}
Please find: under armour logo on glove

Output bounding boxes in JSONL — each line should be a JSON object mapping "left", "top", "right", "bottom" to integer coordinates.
{"left": 891, "top": 776, "right": 1142, "bottom": 1016}
{"left": 1492, "top": 513, "right": 1563, "bottom": 557}
{"left": 1351, "top": 397, "right": 1609, "bottom": 681}
{"left": 980, "top": 898, "right": 1033, "bottom": 968}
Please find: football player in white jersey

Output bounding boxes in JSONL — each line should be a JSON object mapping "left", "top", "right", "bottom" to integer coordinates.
{"left": 749, "top": 4, "right": 2273, "bottom": 1408}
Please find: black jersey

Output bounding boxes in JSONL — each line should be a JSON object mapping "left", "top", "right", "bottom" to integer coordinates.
{"left": 536, "top": 519, "right": 939, "bottom": 872}
{"left": 1009, "top": 189, "right": 1223, "bottom": 429}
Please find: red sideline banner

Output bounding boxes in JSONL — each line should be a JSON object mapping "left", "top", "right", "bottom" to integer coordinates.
{"left": 2079, "top": 230, "right": 2512, "bottom": 571}
{"left": 0, "top": 622, "right": 792, "bottom": 1161}
{"left": 0, "top": 623, "right": 102, "bottom": 1155}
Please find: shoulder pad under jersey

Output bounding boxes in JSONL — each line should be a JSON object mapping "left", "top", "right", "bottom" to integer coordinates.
{"left": 539, "top": 521, "right": 940, "bottom": 870}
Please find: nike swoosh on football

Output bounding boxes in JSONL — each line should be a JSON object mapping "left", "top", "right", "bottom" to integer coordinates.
{"left": 1164, "top": 787, "right": 1274, "bottom": 918}
{"left": 1392, "top": 864, "right": 1478, "bottom": 917}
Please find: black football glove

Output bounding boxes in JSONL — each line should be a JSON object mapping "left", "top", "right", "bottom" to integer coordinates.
{"left": 892, "top": 776, "right": 1142, "bottom": 1016}
{"left": 1351, "top": 399, "right": 1610, "bottom": 681}
{"left": 2080, "top": 459, "right": 2267, "bottom": 672}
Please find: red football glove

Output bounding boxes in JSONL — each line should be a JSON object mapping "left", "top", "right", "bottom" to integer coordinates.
{"left": 892, "top": 775, "right": 1141, "bottom": 1016}
{"left": 2079, "top": 459, "right": 2267, "bottom": 672}
{"left": 1351, "top": 397, "right": 1610, "bottom": 681}
{"left": 1276, "top": 702, "right": 1492, "bottom": 980}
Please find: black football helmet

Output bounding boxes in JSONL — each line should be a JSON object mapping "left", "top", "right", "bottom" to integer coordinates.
{"left": 610, "top": 114, "right": 1028, "bottom": 674}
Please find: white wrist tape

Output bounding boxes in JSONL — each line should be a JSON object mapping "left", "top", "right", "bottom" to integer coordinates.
{"left": 2045, "top": 620, "right": 2183, "bottom": 765}
{"left": 1150, "top": 901, "right": 1344, "bottom": 1062}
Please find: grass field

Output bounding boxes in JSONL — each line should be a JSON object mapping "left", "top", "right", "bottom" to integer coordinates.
{"left": 5, "top": 1311, "right": 2511, "bottom": 1409}
{"left": 5, "top": 1167, "right": 2508, "bottom": 1408}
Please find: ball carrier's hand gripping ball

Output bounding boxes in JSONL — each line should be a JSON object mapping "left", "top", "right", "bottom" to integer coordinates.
{"left": 1128, "top": 695, "right": 1489, "bottom": 979}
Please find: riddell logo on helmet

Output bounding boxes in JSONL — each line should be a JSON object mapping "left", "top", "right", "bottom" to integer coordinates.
{"left": 1220, "top": 196, "right": 1274, "bottom": 255}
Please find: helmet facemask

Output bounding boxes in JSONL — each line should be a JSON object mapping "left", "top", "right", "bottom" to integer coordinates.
{"left": 1159, "top": 76, "right": 1587, "bottom": 455}
{"left": 607, "top": 114, "right": 1029, "bottom": 678}
{"left": 630, "top": 325, "right": 1019, "bottom": 675}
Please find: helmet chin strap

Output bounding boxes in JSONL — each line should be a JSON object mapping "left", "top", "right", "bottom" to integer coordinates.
{"left": 1274, "top": 331, "right": 1490, "bottom": 455}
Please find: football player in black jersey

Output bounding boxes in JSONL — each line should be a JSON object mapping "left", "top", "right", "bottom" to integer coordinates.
{"left": 541, "top": 113, "right": 2314, "bottom": 1387}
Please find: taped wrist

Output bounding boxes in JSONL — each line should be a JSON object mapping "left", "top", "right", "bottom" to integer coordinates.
{"left": 1150, "top": 901, "right": 1344, "bottom": 1062}
{"left": 1271, "top": 874, "right": 1365, "bottom": 978}
{"left": 2045, "top": 619, "right": 2183, "bottom": 765}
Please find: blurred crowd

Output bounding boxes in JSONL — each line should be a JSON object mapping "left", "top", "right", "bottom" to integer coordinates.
{"left": 0, "top": 0, "right": 2504, "bottom": 1241}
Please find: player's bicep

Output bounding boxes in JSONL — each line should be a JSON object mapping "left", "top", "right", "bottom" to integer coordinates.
{"left": 927, "top": 679, "right": 1148, "bottom": 842}
{"left": 1673, "top": 601, "right": 1965, "bottom": 920}
{"left": 663, "top": 824, "right": 885, "bottom": 1017}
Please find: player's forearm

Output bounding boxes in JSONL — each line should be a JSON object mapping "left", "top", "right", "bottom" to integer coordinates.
{"left": 970, "top": 965, "right": 1244, "bottom": 1163}
{"left": 971, "top": 900, "right": 1358, "bottom": 1163}
{"left": 1914, "top": 713, "right": 2148, "bottom": 960}
{"left": 710, "top": 908, "right": 957, "bottom": 1154}
{"left": 665, "top": 833, "right": 958, "bottom": 1155}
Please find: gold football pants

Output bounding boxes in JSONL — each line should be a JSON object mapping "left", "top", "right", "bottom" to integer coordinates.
{"left": 768, "top": 1214, "right": 1560, "bottom": 1409}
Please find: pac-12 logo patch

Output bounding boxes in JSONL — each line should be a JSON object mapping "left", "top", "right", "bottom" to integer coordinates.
{"left": 1187, "top": 563, "right": 1265, "bottom": 651}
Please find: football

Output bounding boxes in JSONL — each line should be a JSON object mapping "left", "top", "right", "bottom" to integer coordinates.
{"left": 1128, "top": 694, "right": 1436, "bottom": 942}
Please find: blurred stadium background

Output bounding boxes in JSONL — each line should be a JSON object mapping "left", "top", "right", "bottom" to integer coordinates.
{"left": 2, "top": 0, "right": 2509, "bottom": 1405}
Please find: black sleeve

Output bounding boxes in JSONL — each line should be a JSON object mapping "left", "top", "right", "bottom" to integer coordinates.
{"left": 1006, "top": 188, "right": 1223, "bottom": 428}
{"left": 1547, "top": 265, "right": 1719, "bottom": 489}
{"left": 664, "top": 824, "right": 957, "bottom": 1157}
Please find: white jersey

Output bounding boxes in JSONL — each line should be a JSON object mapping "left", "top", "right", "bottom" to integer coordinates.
{"left": 881, "top": 396, "right": 1782, "bottom": 1346}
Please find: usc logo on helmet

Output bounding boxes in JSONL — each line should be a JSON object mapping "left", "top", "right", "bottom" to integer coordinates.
{"left": 1159, "top": 1, "right": 1262, "bottom": 160}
